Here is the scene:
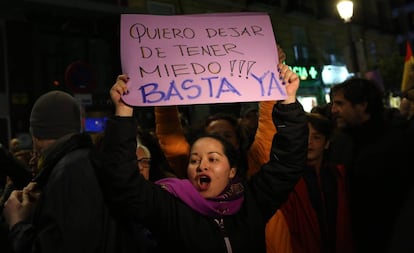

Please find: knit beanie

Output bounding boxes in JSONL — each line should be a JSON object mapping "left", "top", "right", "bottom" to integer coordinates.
{"left": 30, "top": 91, "right": 81, "bottom": 139}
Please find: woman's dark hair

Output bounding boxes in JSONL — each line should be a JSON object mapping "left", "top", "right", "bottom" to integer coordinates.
{"left": 330, "top": 77, "right": 385, "bottom": 121}
{"left": 190, "top": 133, "right": 240, "bottom": 171}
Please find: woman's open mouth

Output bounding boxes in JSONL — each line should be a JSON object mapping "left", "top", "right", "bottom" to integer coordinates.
{"left": 198, "top": 175, "right": 211, "bottom": 191}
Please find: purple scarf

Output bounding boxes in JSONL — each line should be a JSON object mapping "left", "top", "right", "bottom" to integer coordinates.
{"left": 155, "top": 177, "right": 244, "bottom": 218}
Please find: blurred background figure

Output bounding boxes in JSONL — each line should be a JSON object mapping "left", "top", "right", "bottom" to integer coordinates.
{"left": 8, "top": 138, "right": 20, "bottom": 154}
{"left": 330, "top": 77, "right": 414, "bottom": 253}
{"left": 136, "top": 126, "right": 176, "bottom": 182}
{"left": 266, "top": 112, "right": 353, "bottom": 253}
{"left": 136, "top": 140, "right": 151, "bottom": 181}
{"left": 3, "top": 90, "right": 128, "bottom": 253}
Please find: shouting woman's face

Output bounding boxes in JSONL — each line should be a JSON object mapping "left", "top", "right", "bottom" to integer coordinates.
{"left": 187, "top": 137, "right": 236, "bottom": 199}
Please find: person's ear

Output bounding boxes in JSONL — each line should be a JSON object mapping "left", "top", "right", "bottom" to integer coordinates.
{"left": 229, "top": 167, "right": 237, "bottom": 179}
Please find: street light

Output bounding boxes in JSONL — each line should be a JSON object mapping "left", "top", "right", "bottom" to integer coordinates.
{"left": 337, "top": 0, "right": 353, "bottom": 23}
{"left": 337, "top": 0, "right": 360, "bottom": 76}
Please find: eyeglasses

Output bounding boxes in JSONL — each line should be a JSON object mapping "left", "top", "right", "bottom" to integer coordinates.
{"left": 138, "top": 157, "right": 151, "bottom": 167}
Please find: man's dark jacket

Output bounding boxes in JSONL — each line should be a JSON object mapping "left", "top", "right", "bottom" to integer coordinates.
{"left": 8, "top": 133, "right": 133, "bottom": 253}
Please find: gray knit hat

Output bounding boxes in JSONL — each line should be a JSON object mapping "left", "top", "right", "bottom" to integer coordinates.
{"left": 30, "top": 91, "right": 81, "bottom": 139}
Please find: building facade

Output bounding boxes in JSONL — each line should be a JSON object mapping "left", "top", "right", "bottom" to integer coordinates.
{"left": 0, "top": 0, "right": 411, "bottom": 146}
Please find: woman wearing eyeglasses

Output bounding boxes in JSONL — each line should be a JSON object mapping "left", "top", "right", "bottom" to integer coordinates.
{"left": 136, "top": 142, "right": 152, "bottom": 180}
{"left": 136, "top": 127, "right": 177, "bottom": 182}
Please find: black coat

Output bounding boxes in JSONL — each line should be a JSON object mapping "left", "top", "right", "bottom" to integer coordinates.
{"left": 8, "top": 133, "right": 132, "bottom": 253}
{"left": 346, "top": 118, "right": 414, "bottom": 253}
{"left": 91, "top": 101, "right": 308, "bottom": 253}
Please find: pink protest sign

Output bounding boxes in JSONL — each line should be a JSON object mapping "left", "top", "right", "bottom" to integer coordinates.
{"left": 120, "top": 13, "right": 285, "bottom": 106}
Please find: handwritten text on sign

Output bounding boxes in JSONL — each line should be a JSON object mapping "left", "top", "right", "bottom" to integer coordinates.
{"left": 120, "top": 13, "right": 285, "bottom": 106}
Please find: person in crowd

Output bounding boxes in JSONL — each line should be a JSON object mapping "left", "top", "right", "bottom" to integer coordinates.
{"left": 0, "top": 143, "right": 32, "bottom": 202}
{"left": 399, "top": 95, "right": 414, "bottom": 129}
{"left": 0, "top": 139, "right": 33, "bottom": 221}
{"left": 266, "top": 112, "right": 353, "bottom": 253}
{"left": 136, "top": 127, "right": 176, "bottom": 181}
{"left": 89, "top": 62, "right": 308, "bottom": 253}
{"left": 311, "top": 103, "right": 354, "bottom": 170}
{"left": 153, "top": 104, "right": 190, "bottom": 179}
{"left": 385, "top": 81, "right": 414, "bottom": 253}
{"left": 8, "top": 138, "right": 21, "bottom": 154}
{"left": 130, "top": 128, "right": 177, "bottom": 253}
{"left": 2, "top": 90, "right": 130, "bottom": 253}
{"left": 329, "top": 77, "right": 414, "bottom": 253}
{"left": 203, "top": 112, "right": 250, "bottom": 177}
{"left": 0, "top": 136, "right": 37, "bottom": 253}
{"left": 8, "top": 138, "right": 33, "bottom": 168}
{"left": 0, "top": 141, "right": 33, "bottom": 253}
{"left": 136, "top": 139, "right": 152, "bottom": 181}
{"left": 399, "top": 96, "right": 413, "bottom": 119}
{"left": 0, "top": 136, "right": 32, "bottom": 197}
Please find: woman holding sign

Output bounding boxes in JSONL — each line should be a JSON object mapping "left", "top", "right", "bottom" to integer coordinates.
{"left": 90, "top": 62, "right": 307, "bottom": 253}
{"left": 154, "top": 45, "right": 288, "bottom": 180}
